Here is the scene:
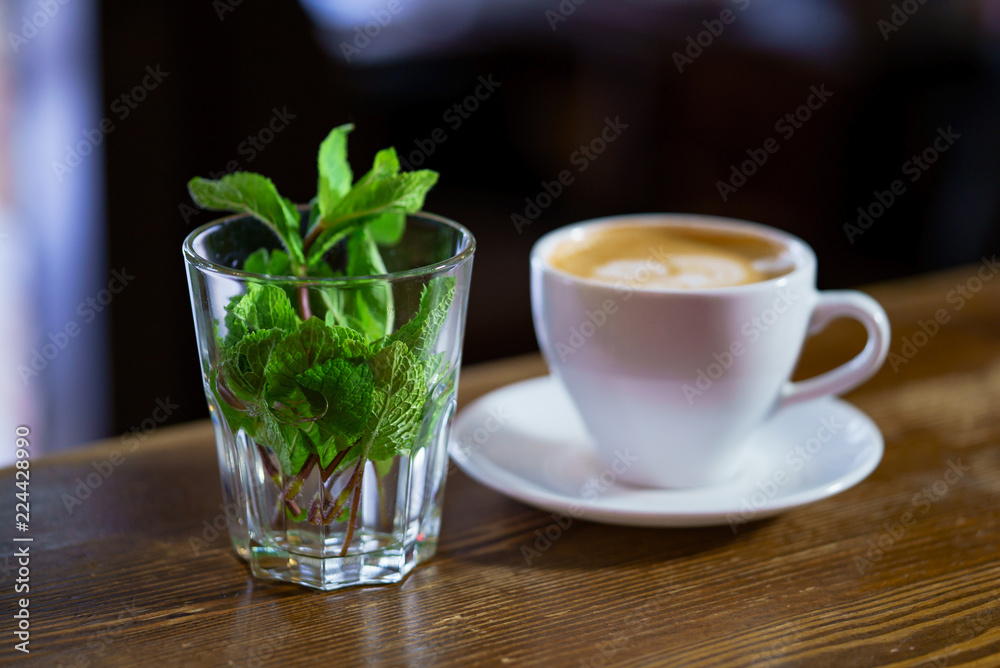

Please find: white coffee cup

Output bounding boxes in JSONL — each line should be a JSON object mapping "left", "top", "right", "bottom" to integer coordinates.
{"left": 530, "top": 214, "right": 891, "bottom": 488}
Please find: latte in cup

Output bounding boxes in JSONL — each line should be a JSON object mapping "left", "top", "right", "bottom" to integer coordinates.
{"left": 531, "top": 214, "right": 891, "bottom": 488}
{"left": 547, "top": 224, "right": 797, "bottom": 290}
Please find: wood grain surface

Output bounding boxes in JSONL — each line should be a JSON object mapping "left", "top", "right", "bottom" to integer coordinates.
{"left": 2, "top": 264, "right": 999, "bottom": 667}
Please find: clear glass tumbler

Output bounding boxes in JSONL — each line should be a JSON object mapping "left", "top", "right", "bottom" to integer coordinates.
{"left": 183, "top": 211, "right": 474, "bottom": 590}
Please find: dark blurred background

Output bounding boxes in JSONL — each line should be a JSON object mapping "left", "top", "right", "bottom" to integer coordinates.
{"left": 3, "top": 0, "right": 998, "bottom": 458}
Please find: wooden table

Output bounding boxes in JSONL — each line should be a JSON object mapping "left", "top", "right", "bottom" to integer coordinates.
{"left": 3, "top": 265, "right": 1000, "bottom": 667}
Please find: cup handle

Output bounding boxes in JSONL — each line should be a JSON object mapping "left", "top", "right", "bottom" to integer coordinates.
{"left": 776, "top": 290, "right": 891, "bottom": 410}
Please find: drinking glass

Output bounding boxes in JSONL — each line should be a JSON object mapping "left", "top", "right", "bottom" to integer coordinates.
{"left": 183, "top": 211, "right": 474, "bottom": 590}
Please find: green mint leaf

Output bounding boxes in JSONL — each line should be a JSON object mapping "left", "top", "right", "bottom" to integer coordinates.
{"left": 223, "top": 303, "right": 248, "bottom": 347}
{"left": 260, "top": 318, "right": 373, "bottom": 470}
{"left": 230, "top": 284, "right": 301, "bottom": 336}
{"left": 212, "top": 367, "right": 259, "bottom": 437}
{"left": 244, "top": 248, "right": 292, "bottom": 276}
{"left": 341, "top": 227, "right": 393, "bottom": 341}
{"left": 324, "top": 297, "right": 345, "bottom": 330}
{"left": 367, "top": 210, "right": 406, "bottom": 246}
{"left": 304, "top": 193, "right": 352, "bottom": 273}
{"left": 389, "top": 276, "right": 456, "bottom": 358}
{"left": 244, "top": 248, "right": 269, "bottom": 274}
{"left": 212, "top": 329, "right": 311, "bottom": 475}
{"left": 363, "top": 341, "right": 424, "bottom": 461}
{"left": 295, "top": 358, "right": 374, "bottom": 463}
{"left": 355, "top": 147, "right": 400, "bottom": 187}
{"left": 373, "top": 457, "right": 394, "bottom": 479}
{"left": 212, "top": 363, "right": 303, "bottom": 475}
{"left": 423, "top": 352, "right": 450, "bottom": 390}
{"left": 410, "top": 364, "right": 457, "bottom": 454}
{"left": 328, "top": 323, "right": 372, "bottom": 359}
{"left": 316, "top": 124, "right": 354, "bottom": 221}
{"left": 257, "top": 318, "right": 334, "bottom": 472}
{"left": 264, "top": 317, "right": 337, "bottom": 396}
{"left": 308, "top": 198, "right": 321, "bottom": 229}
{"left": 304, "top": 261, "right": 349, "bottom": 327}
{"left": 350, "top": 149, "right": 417, "bottom": 237}
{"left": 305, "top": 144, "right": 436, "bottom": 269}
{"left": 275, "top": 426, "right": 311, "bottom": 477}
{"left": 263, "top": 317, "right": 370, "bottom": 399}
{"left": 268, "top": 250, "right": 292, "bottom": 275}
{"left": 346, "top": 226, "right": 389, "bottom": 276}
{"left": 325, "top": 170, "right": 438, "bottom": 231}
{"left": 219, "top": 329, "right": 284, "bottom": 402}
{"left": 188, "top": 172, "right": 305, "bottom": 268}
{"left": 217, "top": 400, "right": 256, "bottom": 443}
{"left": 306, "top": 226, "right": 353, "bottom": 272}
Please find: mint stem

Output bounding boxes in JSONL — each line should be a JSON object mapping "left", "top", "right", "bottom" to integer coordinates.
{"left": 317, "top": 448, "right": 354, "bottom": 509}
{"left": 283, "top": 454, "right": 317, "bottom": 501}
{"left": 376, "top": 468, "right": 390, "bottom": 528}
{"left": 216, "top": 372, "right": 249, "bottom": 411}
{"left": 296, "top": 284, "right": 312, "bottom": 321}
{"left": 320, "top": 457, "right": 364, "bottom": 525}
{"left": 319, "top": 486, "right": 351, "bottom": 525}
{"left": 308, "top": 498, "right": 322, "bottom": 523}
{"left": 257, "top": 444, "right": 279, "bottom": 479}
{"left": 302, "top": 222, "right": 324, "bottom": 255}
{"left": 273, "top": 497, "right": 303, "bottom": 525}
{"left": 340, "top": 457, "right": 366, "bottom": 557}
{"left": 321, "top": 448, "right": 351, "bottom": 483}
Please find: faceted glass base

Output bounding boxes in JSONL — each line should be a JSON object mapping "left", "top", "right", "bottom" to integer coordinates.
{"left": 246, "top": 529, "right": 438, "bottom": 591}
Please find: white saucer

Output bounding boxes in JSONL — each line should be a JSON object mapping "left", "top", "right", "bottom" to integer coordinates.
{"left": 449, "top": 376, "right": 883, "bottom": 528}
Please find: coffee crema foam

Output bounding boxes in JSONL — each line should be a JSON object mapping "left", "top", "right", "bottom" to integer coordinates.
{"left": 548, "top": 224, "right": 796, "bottom": 289}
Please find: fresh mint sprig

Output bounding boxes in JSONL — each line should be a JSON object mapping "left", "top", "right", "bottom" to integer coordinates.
{"left": 189, "top": 125, "right": 455, "bottom": 557}
{"left": 188, "top": 123, "right": 438, "bottom": 283}
{"left": 189, "top": 173, "right": 306, "bottom": 270}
